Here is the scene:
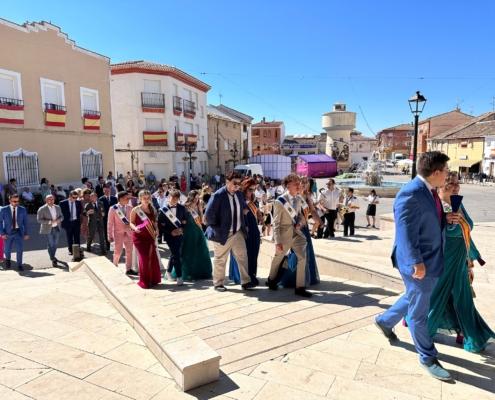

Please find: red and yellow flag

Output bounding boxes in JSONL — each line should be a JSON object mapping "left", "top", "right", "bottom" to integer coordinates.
{"left": 186, "top": 134, "right": 197, "bottom": 144}
{"left": 45, "top": 109, "right": 67, "bottom": 127}
{"left": 144, "top": 131, "right": 168, "bottom": 145}
{"left": 83, "top": 114, "right": 101, "bottom": 130}
{"left": 0, "top": 104, "right": 24, "bottom": 124}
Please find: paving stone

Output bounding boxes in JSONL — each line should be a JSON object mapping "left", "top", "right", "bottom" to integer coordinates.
{"left": 327, "top": 376, "right": 421, "bottom": 399}
{"left": 253, "top": 381, "right": 327, "bottom": 400}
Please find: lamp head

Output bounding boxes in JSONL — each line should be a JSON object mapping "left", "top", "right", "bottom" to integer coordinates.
{"left": 408, "top": 91, "right": 427, "bottom": 116}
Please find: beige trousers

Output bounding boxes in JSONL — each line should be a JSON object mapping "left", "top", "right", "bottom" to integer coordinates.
{"left": 269, "top": 233, "right": 307, "bottom": 287}
{"left": 213, "top": 230, "right": 250, "bottom": 286}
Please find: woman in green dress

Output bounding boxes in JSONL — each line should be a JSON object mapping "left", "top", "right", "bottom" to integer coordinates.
{"left": 428, "top": 173, "right": 494, "bottom": 352}
{"left": 178, "top": 190, "right": 212, "bottom": 281}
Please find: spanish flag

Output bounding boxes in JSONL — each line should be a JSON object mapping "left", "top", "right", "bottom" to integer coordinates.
{"left": 144, "top": 131, "right": 167, "bottom": 145}
{"left": 0, "top": 104, "right": 24, "bottom": 124}
{"left": 83, "top": 114, "right": 101, "bottom": 130}
{"left": 186, "top": 134, "right": 197, "bottom": 144}
{"left": 45, "top": 108, "right": 67, "bottom": 127}
{"left": 176, "top": 132, "right": 184, "bottom": 144}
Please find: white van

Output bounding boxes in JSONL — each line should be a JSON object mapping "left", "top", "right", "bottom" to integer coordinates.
{"left": 234, "top": 164, "right": 263, "bottom": 177}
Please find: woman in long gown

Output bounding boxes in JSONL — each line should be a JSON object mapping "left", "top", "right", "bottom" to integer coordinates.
{"left": 428, "top": 173, "right": 495, "bottom": 352}
{"left": 180, "top": 172, "right": 187, "bottom": 192}
{"left": 229, "top": 178, "right": 262, "bottom": 285}
{"left": 176, "top": 190, "right": 212, "bottom": 281}
{"left": 130, "top": 190, "right": 161, "bottom": 289}
{"left": 79, "top": 188, "right": 92, "bottom": 244}
{"left": 278, "top": 177, "right": 323, "bottom": 287}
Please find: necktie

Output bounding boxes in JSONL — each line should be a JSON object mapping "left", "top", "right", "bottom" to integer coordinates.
{"left": 107, "top": 196, "right": 109, "bottom": 203}
{"left": 431, "top": 189, "right": 442, "bottom": 225}
{"left": 70, "top": 202, "right": 74, "bottom": 221}
{"left": 232, "top": 194, "right": 238, "bottom": 234}
{"left": 12, "top": 207, "right": 16, "bottom": 230}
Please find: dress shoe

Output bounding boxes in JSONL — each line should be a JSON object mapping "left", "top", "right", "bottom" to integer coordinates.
{"left": 126, "top": 269, "right": 138, "bottom": 276}
{"left": 86, "top": 247, "right": 92, "bottom": 253}
{"left": 374, "top": 317, "right": 398, "bottom": 340}
{"left": 5, "top": 259, "right": 11, "bottom": 268}
{"left": 18, "top": 265, "right": 24, "bottom": 271}
{"left": 101, "top": 250, "right": 107, "bottom": 256}
{"left": 68, "top": 251, "right": 73, "bottom": 256}
{"left": 177, "top": 277, "right": 184, "bottom": 286}
{"left": 214, "top": 285, "right": 227, "bottom": 292}
{"left": 420, "top": 358, "right": 452, "bottom": 381}
{"left": 52, "top": 260, "right": 58, "bottom": 268}
{"left": 294, "top": 287, "right": 312, "bottom": 298}
{"left": 242, "top": 282, "right": 256, "bottom": 290}
{"left": 266, "top": 278, "right": 278, "bottom": 291}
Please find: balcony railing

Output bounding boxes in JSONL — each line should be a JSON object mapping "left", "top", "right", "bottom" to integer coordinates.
{"left": 141, "top": 92, "right": 165, "bottom": 108}
{"left": 83, "top": 110, "right": 101, "bottom": 117}
{"left": 44, "top": 103, "right": 66, "bottom": 111}
{"left": 173, "top": 96, "right": 182, "bottom": 112}
{"left": 0, "top": 97, "right": 24, "bottom": 107}
{"left": 183, "top": 99, "right": 196, "bottom": 115}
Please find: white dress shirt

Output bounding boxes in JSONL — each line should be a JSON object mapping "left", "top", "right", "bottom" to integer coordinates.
{"left": 167, "top": 203, "right": 177, "bottom": 216}
{"left": 22, "top": 192, "right": 34, "bottom": 201}
{"left": 344, "top": 196, "right": 359, "bottom": 213}
{"left": 48, "top": 205, "right": 58, "bottom": 227}
{"left": 267, "top": 186, "right": 277, "bottom": 198}
{"left": 417, "top": 175, "right": 435, "bottom": 198}
{"left": 254, "top": 189, "right": 265, "bottom": 201}
{"left": 157, "top": 196, "right": 167, "bottom": 208}
{"left": 228, "top": 191, "right": 242, "bottom": 233}
{"left": 10, "top": 205, "right": 19, "bottom": 229}
{"left": 318, "top": 187, "right": 341, "bottom": 210}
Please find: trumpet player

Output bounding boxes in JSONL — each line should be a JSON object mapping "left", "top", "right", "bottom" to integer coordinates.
{"left": 342, "top": 188, "right": 359, "bottom": 236}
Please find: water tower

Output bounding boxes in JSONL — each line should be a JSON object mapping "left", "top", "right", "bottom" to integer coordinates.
{"left": 322, "top": 102, "right": 356, "bottom": 170}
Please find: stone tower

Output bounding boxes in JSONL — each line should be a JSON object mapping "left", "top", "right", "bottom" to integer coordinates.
{"left": 322, "top": 102, "right": 356, "bottom": 170}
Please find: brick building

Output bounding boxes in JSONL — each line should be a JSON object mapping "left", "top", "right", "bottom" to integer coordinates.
{"left": 376, "top": 124, "right": 413, "bottom": 161}
{"left": 251, "top": 119, "right": 285, "bottom": 155}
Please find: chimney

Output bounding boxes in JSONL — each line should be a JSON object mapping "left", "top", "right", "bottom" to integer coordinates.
{"left": 262, "top": 117, "right": 265, "bottom": 123}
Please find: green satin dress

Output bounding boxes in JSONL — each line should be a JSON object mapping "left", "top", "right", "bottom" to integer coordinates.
{"left": 428, "top": 203, "right": 495, "bottom": 352}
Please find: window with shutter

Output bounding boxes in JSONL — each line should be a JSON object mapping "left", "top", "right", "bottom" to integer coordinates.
{"left": 145, "top": 118, "right": 163, "bottom": 131}
{"left": 44, "top": 85, "right": 59, "bottom": 105}
{"left": 0, "top": 76, "right": 15, "bottom": 99}
{"left": 83, "top": 94, "right": 96, "bottom": 111}
{"left": 144, "top": 80, "right": 161, "bottom": 93}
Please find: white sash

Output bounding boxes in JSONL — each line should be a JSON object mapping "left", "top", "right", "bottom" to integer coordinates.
{"left": 135, "top": 207, "right": 149, "bottom": 223}
{"left": 112, "top": 204, "right": 129, "bottom": 224}
{"left": 190, "top": 208, "right": 199, "bottom": 219}
{"left": 160, "top": 205, "right": 182, "bottom": 228}
{"left": 277, "top": 196, "right": 298, "bottom": 225}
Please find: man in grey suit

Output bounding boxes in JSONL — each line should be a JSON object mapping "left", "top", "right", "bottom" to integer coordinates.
{"left": 37, "top": 194, "right": 64, "bottom": 268}
{"left": 84, "top": 193, "right": 106, "bottom": 255}
{"left": 267, "top": 173, "right": 311, "bottom": 297}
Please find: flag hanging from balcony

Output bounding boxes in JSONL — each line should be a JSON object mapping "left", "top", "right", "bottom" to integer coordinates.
{"left": 186, "top": 134, "right": 197, "bottom": 144}
{"left": 144, "top": 131, "right": 168, "bottom": 146}
{"left": 176, "top": 133, "right": 184, "bottom": 144}
{"left": 83, "top": 114, "right": 101, "bottom": 130}
{"left": 45, "top": 108, "right": 67, "bottom": 127}
{"left": 0, "top": 104, "right": 24, "bottom": 124}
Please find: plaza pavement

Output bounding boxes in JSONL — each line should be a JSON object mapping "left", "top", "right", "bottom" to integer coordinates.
{"left": 0, "top": 183, "right": 494, "bottom": 399}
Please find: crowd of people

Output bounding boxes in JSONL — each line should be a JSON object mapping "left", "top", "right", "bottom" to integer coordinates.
{"left": 0, "top": 154, "right": 493, "bottom": 382}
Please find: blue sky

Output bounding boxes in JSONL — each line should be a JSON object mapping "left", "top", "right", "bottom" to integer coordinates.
{"left": 4, "top": 0, "right": 495, "bottom": 137}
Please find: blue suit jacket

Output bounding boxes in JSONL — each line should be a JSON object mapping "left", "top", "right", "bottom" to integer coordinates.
{"left": 99, "top": 195, "right": 118, "bottom": 217}
{"left": 59, "top": 199, "right": 82, "bottom": 230}
{"left": 205, "top": 186, "right": 248, "bottom": 245}
{"left": 0, "top": 205, "right": 29, "bottom": 236}
{"left": 392, "top": 176, "right": 447, "bottom": 278}
{"left": 158, "top": 203, "right": 187, "bottom": 235}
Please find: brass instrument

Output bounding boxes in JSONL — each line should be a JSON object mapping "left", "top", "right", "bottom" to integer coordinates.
{"left": 338, "top": 202, "right": 360, "bottom": 217}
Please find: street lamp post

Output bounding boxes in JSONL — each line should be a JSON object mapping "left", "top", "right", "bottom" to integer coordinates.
{"left": 408, "top": 91, "right": 427, "bottom": 179}
{"left": 184, "top": 139, "right": 197, "bottom": 187}
{"left": 230, "top": 142, "right": 239, "bottom": 167}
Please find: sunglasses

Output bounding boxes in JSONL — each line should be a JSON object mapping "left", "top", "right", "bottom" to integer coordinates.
{"left": 232, "top": 181, "right": 241, "bottom": 186}
{"left": 248, "top": 188, "right": 256, "bottom": 192}
{"left": 71, "top": 196, "right": 78, "bottom": 200}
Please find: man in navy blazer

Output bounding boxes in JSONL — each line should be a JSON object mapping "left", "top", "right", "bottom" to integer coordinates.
{"left": 158, "top": 189, "right": 187, "bottom": 285}
{"left": 205, "top": 170, "right": 254, "bottom": 292}
{"left": 99, "top": 187, "right": 118, "bottom": 250}
{"left": 59, "top": 190, "right": 83, "bottom": 255}
{"left": 0, "top": 194, "right": 29, "bottom": 270}
{"left": 375, "top": 152, "right": 459, "bottom": 381}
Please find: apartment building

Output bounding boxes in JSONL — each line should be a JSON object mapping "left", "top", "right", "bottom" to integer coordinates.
{"left": 251, "top": 119, "right": 285, "bottom": 155}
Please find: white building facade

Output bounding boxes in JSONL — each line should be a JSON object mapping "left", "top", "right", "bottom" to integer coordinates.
{"left": 482, "top": 136, "right": 495, "bottom": 177}
{"left": 110, "top": 61, "right": 211, "bottom": 182}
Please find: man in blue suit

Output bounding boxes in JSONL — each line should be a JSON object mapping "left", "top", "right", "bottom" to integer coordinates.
{"left": 375, "top": 151, "right": 459, "bottom": 381}
{"left": 99, "top": 187, "right": 118, "bottom": 250}
{"left": 205, "top": 170, "right": 255, "bottom": 292}
{"left": 59, "top": 190, "right": 83, "bottom": 255}
{"left": 159, "top": 189, "right": 187, "bottom": 286}
{"left": 0, "top": 194, "right": 29, "bottom": 270}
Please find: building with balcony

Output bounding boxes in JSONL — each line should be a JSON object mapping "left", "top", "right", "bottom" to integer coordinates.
{"left": 0, "top": 18, "right": 115, "bottom": 190}
{"left": 110, "top": 61, "right": 211, "bottom": 183}
{"left": 375, "top": 123, "right": 413, "bottom": 161}
{"left": 216, "top": 105, "right": 253, "bottom": 164}
{"left": 428, "top": 110, "right": 495, "bottom": 176}
{"left": 251, "top": 119, "right": 285, "bottom": 155}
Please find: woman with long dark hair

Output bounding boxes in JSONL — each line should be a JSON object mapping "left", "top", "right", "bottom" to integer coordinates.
{"left": 130, "top": 190, "right": 161, "bottom": 288}
{"left": 229, "top": 178, "right": 262, "bottom": 285}
{"left": 176, "top": 190, "right": 213, "bottom": 281}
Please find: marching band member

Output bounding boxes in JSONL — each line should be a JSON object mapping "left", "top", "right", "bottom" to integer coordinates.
{"left": 159, "top": 189, "right": 187, "bottom": 286}
{"left": 342, "top": 187, "right": 359, "bottom": 237}
{"left": 108, "top": 191, "right": 136, "bottom": 275}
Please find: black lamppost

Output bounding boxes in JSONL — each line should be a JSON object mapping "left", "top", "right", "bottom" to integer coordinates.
{"left": 184, "top": 137, "right": 197, "bottom": 183}
{"left": 230, "top": 142, "right": 239, "bottom": 167}
{"left": 408, "top": 91, "right": 427, "bottom": 179}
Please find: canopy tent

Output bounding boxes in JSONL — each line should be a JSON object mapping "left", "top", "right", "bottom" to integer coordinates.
{"left": 449, "top": 159, "right": 482, "bottom": 167}
{"left": 296, "top": 154, "right": 337, "bottom": 178}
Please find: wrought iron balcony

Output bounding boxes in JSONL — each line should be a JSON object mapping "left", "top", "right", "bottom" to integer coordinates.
{"left": 44, "top": 103, "right": 66, "bottom": 111}
{"left": 183, "top": 99, "right": 196, "bottom": 115}
{"left": 0, "top": 97, "right": 23, "bottom": 107}
{"left": 83, "top": 110, "right": 101, "bottom": 117}
{"left": 141, "top": 92, "right": 165, "bottom": 108}
{"left": 173, "top": 96, "right": 182, "bottom": 112}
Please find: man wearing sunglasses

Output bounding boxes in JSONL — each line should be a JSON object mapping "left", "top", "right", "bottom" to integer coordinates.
{"left": 59, "top": 191, "right": 83, "bottom": 256}
{"left": 317, "top": 179, "right": 341, "bottom": 238}
{"left": 0, "top": 194, "right": 29, "bottom": 270}
{"left": 205, "top": 170, "right": 254, "bottom": 292}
